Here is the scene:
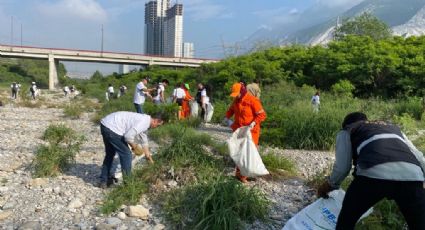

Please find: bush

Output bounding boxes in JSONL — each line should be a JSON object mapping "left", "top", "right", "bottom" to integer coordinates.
{"left": 63, "top": 103, "right": 83, "bottom": 119}
{"left": 392, "top": 113, "right": 417, "bottom": 135}
{"left": 33, "top": 124, "right": 85, "bottom": 177}
{"left": 162, "top": 176, "right": 270, "bottom": 230}
{"left": 331, "top": 79, "right": 355, "bottom": 97}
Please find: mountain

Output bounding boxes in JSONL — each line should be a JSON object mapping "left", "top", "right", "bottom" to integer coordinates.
{"left": 244, "top": 0, "right": 425, "bottom": 49}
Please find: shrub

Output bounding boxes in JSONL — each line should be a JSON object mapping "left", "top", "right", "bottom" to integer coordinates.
{"left": 33, "top": 124, "right": 85, "bottom": 177}
{"left": 42, "top": 124, "right": 77, "bottom": 145}
{"left": 392, "top": 113, "right": 417, "bottom": 135}
{"left": 331, "top": 79, "right": 355, "bottom": 98}
{"left": 63, "top": 103, "right": 83, "bottom": 119}
{"left": 162, "top": 176, "right": 270, "bottom": 230}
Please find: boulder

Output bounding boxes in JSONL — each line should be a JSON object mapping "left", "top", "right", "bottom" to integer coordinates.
{"left": 125, "top": 205, "right": 149, "bottom": 220}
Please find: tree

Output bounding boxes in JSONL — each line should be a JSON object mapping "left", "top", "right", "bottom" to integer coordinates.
{"left": 334, "top": 12, "right": 392, "bottom": 41}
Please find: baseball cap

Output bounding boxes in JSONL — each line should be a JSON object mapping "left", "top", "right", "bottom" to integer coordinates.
{"left": 184, "top": 83, "right": 190, "bottom": 90}
{"left": 230, "top": 83, "right": 242, "bottom": 97}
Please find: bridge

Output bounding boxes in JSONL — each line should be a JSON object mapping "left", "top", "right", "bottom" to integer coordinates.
{"left": 0, "top": 44, "right": 218, "bottom": 90}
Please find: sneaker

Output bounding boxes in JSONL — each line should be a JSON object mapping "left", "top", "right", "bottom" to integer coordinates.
{"left": 107, "top": 177, "right": 118, "bottom": 186}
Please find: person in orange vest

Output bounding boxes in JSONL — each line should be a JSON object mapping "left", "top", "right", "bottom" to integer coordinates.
{"left": 182, "top": 83, "right": 193, "bottom": 119}
{"left": 224, "top": 82, "right": 267, "bottom": 183}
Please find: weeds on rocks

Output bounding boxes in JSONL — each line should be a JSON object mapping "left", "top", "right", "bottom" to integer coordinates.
{"left": 63, "top": 104, "right": 83, "bottom": 119}
{"left": 261, "top": 152, "right": 296, "bottom": 178}
{"left": 163, "top": 176, "right": 270, "bottom": 230}
{"left": 32, "top": 124, "right": 85, "bottom": 177}
{"left": 101, "top": 172, "right": 148, "bottom": 214}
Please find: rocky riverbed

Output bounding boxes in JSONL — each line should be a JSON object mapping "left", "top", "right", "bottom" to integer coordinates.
{"left": 0, "top": 93, "right": 334, "bottom": 230}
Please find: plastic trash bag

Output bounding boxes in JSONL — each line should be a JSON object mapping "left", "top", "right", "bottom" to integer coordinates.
{"left": 205, "top": 104, "right": 214, "bottom": 122}
{"left": 227, "top": 126, "right": 269, "bottom": 177}
{"left": 282, "top": 189, "right": 373, "bottom": 230}
{"left": 190, "top": 101, "right": 199, "bottom": 118}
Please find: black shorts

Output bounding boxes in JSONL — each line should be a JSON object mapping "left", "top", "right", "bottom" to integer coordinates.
{"left": 176, "top": 98, "right": 183, "bottom": 106}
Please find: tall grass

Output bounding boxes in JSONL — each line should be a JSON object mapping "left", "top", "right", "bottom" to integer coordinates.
{"left": 261, "top": 152, "right": 296, "bottom": 178}
{"left": 101, "top": 123, "right": 270, "bottom": 229}
{"left": 33, "top": 124, "right": 85, "bottom": 177}
{"left": 163, "top": 176, "right": 270, "bottom": 230}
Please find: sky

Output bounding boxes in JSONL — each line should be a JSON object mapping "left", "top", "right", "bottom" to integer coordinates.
{"left": 0, "top": 0, "right": 363, "bottom": 75}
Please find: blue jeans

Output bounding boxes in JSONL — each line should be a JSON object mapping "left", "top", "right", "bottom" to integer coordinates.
{"left": 134, "top": 103, "right": 143, "bottom": 114}
{"left": 100, "top": 124, "right": 132, "bottom": 182}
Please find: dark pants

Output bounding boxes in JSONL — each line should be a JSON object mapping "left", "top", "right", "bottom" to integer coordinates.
{"left": 199, "top": 103, "right": 206, "bottom": 120}
{"left": 11, "top": 89, "right": 17, "bottom": 99}
{"left": 134, "top": 103, "right": 143, "bottom": 114}
{"left": 100, "top": 125, "right": 132, "bottom": 183}
{"left": 337, "top": 176, "right": 425, "bottom": 230}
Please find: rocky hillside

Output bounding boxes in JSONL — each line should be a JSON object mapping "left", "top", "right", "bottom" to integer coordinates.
{"left": 0, "top": 90, "right": 334, "bottom": 229}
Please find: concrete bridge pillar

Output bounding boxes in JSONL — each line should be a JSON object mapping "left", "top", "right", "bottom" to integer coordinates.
{"left": 48, "top": 54, "right": 58, "bottom": 90}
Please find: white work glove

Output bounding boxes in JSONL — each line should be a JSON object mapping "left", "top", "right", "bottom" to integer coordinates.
{"left": 249, "top": 122, "right": 256, "bottom": 129}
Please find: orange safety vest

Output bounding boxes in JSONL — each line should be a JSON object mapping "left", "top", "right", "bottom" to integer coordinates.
{"left": 225, "top": 93, "right": 266, "bottom": 145}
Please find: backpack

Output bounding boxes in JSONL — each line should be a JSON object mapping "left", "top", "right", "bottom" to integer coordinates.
{"left": 151, "top": 84, "right": 161, "bottom": 97}
{"left": 30, "top": 86, "right": 35, "bottom": 93}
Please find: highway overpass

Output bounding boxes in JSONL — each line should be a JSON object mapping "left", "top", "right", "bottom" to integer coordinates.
{"left": 0, "top": 44, "right": 218, "bottom": 89}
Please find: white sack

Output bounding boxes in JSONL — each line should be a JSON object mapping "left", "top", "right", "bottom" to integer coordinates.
{"left": 190, "top": 101, "right": 199, "bottom": 118}
{"left": 205, "top": 104, "right": 214, "bottom": 122}
{"left": 227, "top": 126, "right": 269, "bottom": 177}
{"left": 282, "top": 189, "right": 373, "bottom": 230}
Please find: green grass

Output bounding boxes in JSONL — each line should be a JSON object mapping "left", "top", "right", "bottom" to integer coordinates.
{"left": 63, "top": 103, "right": 83, "bottom": 119}
{"left": 162, "top": 176, "right": 270, "bottom": 230}
{"left": 101, "top": 172, "right": 148, "bottom": 214}
{"left": 101, "top": 124, "right": 270, "bottom": 229}
{"left": 33, "top": 124, "right": 85, "bottom": 177}
{"left": 261, "top": 152, "right": 296, "bottom": 178}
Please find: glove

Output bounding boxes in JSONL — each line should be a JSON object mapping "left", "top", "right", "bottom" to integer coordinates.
{"left": 317, "top": 181, "right": 333, "bottom": 199}
{"left": 249, "top": 122, "right": 256, "bottom": 129}
{"left": 132, "top": 145, "right": 145, "bottom": 156}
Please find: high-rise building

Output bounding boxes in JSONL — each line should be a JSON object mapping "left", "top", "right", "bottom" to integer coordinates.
{"left": 145, "top": 0, "right": 186, "bottom": 57}
{"left": 182, "top": 42, "right": 194, "bottom": 58}
{"left": 164, "top": 4, "right": 183, "bottom": 57}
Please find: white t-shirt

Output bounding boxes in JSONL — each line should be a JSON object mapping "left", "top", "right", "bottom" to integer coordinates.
{"left": 153, "top": 84, "right": 165, "bottom": 101}
{"left": 175, "top": 87, "right": 186, "bottom": 99}
{"left": 311, "top": 95, "right": 320, "bottom": 105}
{"left": 101, "top": 111, "right": 151, "bottom": 145}
{"left": 133, "top": 82, "right": 147, "bottom": 104}
{"left": 201, "top": 89, "right": 210, "bottom": 104}
{"left": 64, "top": 86, "right": 70, "bottom": 92}
{"left": 108, "top": 86, "right": 114, "bottom": 93}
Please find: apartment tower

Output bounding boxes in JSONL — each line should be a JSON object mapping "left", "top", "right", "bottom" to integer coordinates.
{"left": 145, "top": 0, "right": 185, "bottom": 57}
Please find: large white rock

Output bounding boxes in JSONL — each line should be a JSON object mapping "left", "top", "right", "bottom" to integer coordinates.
{"left": 125, "top": 205, "right": 149, "bottom": 219}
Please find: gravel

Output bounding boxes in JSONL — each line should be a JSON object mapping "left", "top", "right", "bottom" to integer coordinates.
{"left": 0, "top": 92, "right": 335, "bottom": 229}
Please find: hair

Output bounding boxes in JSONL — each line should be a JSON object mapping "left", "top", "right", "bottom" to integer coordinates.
{"left": 315, "top": 91, "right": 320, "bottom": 96}
{"left": 342, "top": 112, "right": 367, "bottom": 129}
{"left": 162, "top": 79, "right": 169, "bottom": 85}
{"left": 239, "top": 79, "right": 247, "bottom": 86}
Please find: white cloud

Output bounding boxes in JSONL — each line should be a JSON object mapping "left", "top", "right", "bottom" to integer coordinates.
{"left": 289, "top": 8, "right": 299, "bottom": 15}
{"left": 253, "top": 7, "right": 300, "bottom": 25}
{"left": 37, "top": 0, "right": 107, "bottom": 22}
{"left": 184, "top": 0, "right": 232, "bottom": 21}
{"left": 315, "top": 0, "right": 365, "bottom": 8}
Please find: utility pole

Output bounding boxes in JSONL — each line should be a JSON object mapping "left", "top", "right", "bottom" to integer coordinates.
{"left": 101, "top": 24, "right": 104, "bottom": 55}
{"left": 10, "top": 16, "right": 13, "bottom": 46}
